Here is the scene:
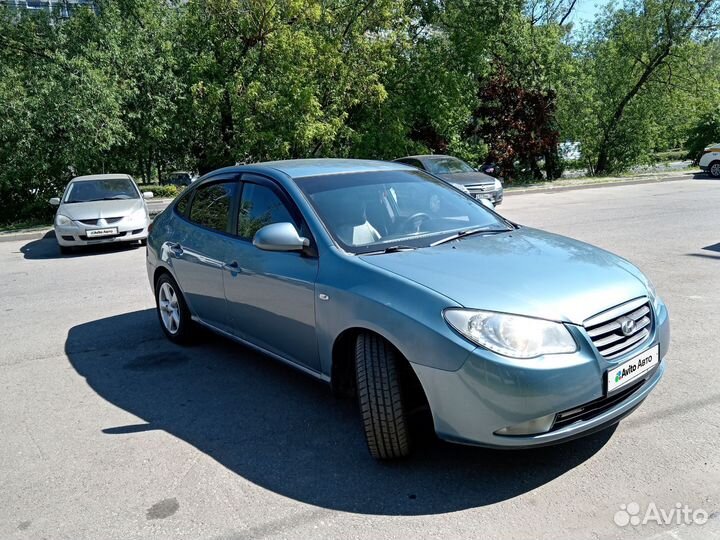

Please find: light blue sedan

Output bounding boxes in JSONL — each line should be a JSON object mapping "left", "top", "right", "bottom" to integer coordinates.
{"left": 146, "top": 159, "right": 669, "bottom": 459}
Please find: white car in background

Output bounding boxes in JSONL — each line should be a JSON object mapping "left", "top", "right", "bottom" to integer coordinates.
{"left": 699, "top": 144, "right": 720, "bottom": 178}
{"left": 49, "top": 174, "right": 153, "bottom": 254}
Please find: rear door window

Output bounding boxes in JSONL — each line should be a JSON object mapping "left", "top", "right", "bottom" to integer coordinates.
{"left": 188, "top": 181, "right": 237, "bottom": 233}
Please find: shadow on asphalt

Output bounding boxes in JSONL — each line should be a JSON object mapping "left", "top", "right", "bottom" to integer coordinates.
{"left": 20, "top": 232, "right": 143, "bottom": 260}
{"left": 66, "top": 309, "right": 616, "bottom": 516}
{"left": 692, "top": 172, "right": 718, "bottom": 181}
{"left": 684, "top": 242, "right": 720, "bottom": 260}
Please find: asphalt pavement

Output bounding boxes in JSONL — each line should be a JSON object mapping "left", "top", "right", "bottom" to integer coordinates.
{"left": 1, "top": 175, "right": 719, "bottom": 539}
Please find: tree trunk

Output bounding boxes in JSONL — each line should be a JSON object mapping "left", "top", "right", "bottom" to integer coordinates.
{"left": 594, "top": 47, "right": 671, "bottom": 174}
{"left": 595, "top": 146, "right": 609, "bottom": 175}
{"left": 544, "top": 149, "right": 561, "bottom": 180}
{"left": 219, "top": 87, "right": 234, "bottom": 164}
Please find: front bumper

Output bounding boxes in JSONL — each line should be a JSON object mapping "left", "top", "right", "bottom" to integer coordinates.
{"left": 54, "top": 222, "right": 148, "bottom": 246}
{"left": 412, "top": 299, "right": 669, "bottom": 448}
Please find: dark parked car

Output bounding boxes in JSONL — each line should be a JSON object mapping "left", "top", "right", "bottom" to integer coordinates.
{"left": 394, "top": 155, "right": 503, "bottom": 205}
{"left": 161, "top": 171, "right": 197, "bottom": 187}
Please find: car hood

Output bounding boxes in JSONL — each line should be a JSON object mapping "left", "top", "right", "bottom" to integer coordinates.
{"left": 59, "top": 199, "right": 144, "bottom": 220}
{"left": 437, "top": 171, "right": 496, "bottom": 186}
{"left": 359, "top": 227, "right": 649, "bottom": 324}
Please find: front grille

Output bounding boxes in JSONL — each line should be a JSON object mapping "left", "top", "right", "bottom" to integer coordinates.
{"left": 551, "top": 379, "right": 646, "bottom": 431}
{"left": 78, "top": 217, "right": 123, "bottom": 225}
{"left": 584, "top": 298, "right": 653, "bottom": 359}
{"left": 465, "top": 183, "right": 495, "bottom": 193}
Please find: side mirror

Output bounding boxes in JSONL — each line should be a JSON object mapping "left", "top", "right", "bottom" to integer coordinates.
{"left": 49, "top": 197, "right": 60, "bottom": 206}
{"left": 253, "top": 222, "right": 309, "bottom": 252}
{"left": 143, "top": 191, "right": 154, "bottom": 199}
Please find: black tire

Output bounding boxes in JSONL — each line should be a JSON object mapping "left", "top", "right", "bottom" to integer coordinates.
{"left": 155, "top": 273, "right": 194, "bottom": 344}
{"left": 355, "top": 332, "right": 411, "bottom": 459}
{"left": 709, "top": 161, "right": 720, "bottom": 178}
{"left": 59, "top": 245, "right": 73, "bottom": 255}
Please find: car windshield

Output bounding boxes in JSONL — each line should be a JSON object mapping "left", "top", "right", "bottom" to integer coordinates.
{"left": 294, "top": 170, "right": 511, "bottom": 254}
{"left": 64, "top": 178, "right": 139, "bottom": 203}
{"left": 426, "top": 157, "right": 475, "bottom": 174}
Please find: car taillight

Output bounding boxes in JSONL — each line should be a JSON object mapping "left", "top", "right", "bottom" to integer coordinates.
{"left": 148, "top": 221, "right": 154, "bottom": 234}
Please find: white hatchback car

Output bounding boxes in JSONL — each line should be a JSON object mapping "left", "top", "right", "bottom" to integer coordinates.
{"left": 699, "top": 143, "right": 720, "bottom": 178}
{"left": 50, "top": 174, "right": 153, "bottom": 254}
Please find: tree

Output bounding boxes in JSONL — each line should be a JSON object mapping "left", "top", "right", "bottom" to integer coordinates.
{"left": 465, "top": 68, "right": 561, "bottom": 181}
{"left": 565, "top": 0, "right": 719, "bottom": 174}
{"left": 686, "top": 108, "right": 720, "bottom": 158}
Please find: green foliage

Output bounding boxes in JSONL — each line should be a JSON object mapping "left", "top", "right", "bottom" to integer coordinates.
{"left": 653, "top": 150, "right": 689, "bottom": 162}
{"left": 686, "top": 108, "right": 720, "bottom": 159}
{"left": 558, "top": 0, "right": 719, "bottom": 174}
{"left": 1, "top": 0, "right": 718, "bottom": 224}
{"left": 142, "top": 184, "right": 180, "bottom": 199}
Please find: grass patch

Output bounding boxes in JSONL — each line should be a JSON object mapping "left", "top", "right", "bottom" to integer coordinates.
{"left": 0, "top": 218, "right": 52, "bottom": 233}
{"left": 138, "top": 184, "right": 181, "bottom": 198}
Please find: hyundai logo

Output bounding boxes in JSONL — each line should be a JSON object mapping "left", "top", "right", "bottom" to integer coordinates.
{"left": 619, "top": 317, "right": 636, "bottom": 336}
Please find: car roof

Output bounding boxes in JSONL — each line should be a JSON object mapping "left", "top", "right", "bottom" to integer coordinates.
{"left": 70, "top": 173, "right": 134, "bottom": 182}
{"left": 233, "top": 158, "right": 412, "bottom": 179}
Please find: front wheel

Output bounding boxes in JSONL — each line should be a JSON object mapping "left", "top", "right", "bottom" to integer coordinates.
{"left": 155, "top": 273, "right": 193, "bottom": 344}
{"left": 709, "top": 161, "right": 720, "bottom": 178}
{"left": 355, "top": 332, "right": 411, "bottom": 459}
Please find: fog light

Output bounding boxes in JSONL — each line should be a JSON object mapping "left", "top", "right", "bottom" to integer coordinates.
{"left": 495, "top": 413, "right": 556, "bottom": 436}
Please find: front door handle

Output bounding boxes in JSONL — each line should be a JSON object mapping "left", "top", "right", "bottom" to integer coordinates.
{"left": 223, "top": 260, "right": 241, "bottom": 273}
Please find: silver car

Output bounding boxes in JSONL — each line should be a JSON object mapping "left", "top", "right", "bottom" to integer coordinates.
{"left": 146, "top": 159, "right": 668, "bottom": 460}
{"left": 394, "top": 154, "right": 504, "bottom": 205}
{"left": 50, "top": 174, "right": 153, "bottom": 254}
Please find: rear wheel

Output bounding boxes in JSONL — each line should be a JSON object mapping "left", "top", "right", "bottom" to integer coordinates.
{"left": 355, "top": 332, "right": 411, "bottom": 459}
{"left": 709, "top": 161, "right": 720, "bottom": 178}
{"left": 155, "top": 273, "right": 193, "bottom": 344}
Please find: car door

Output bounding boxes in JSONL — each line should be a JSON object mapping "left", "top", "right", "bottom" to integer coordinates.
{"left": 223, "top": 173, "right": 320, "bottom": 370}
{"left": 167, "top": 177, "right": 238, "bottom": 331}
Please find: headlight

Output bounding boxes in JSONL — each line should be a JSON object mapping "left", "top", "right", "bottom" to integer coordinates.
{"left": 646, "top": 279, "right": 662, "bottom": 311}
{"left": 452, "top": 182, "right": 470, "bottom": 195}
{"left": 494, "top": 178, "right": 503, "bottom": 191}
{"left": 55, "top": 214, "right": 72, "bottom": 227}
{"left": 128, "top": 207, "right": 148, "bottom": 222}
{"left": 444, "top": 309, "right": 577, "bottom": 359}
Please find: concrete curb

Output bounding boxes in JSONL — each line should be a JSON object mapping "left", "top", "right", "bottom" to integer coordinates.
{"left": 0, "top": 228, "right": 54, "bottom": 243}
{"left": 505, "top": 171, "right": 695, "bottom": 196}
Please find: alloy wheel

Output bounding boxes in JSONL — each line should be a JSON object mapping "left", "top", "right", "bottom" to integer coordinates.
{"left": 158, "top": 282, "right": 181, "bottom": 334}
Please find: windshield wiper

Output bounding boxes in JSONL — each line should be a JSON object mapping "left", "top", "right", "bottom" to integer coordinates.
{"left": 430, "top": 226, "right": 510, "bottom": 246}
{"left": 361, "top": 245, "right": 417, "bottom": 255}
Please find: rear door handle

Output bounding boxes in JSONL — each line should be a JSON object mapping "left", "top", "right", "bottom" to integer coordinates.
{"left": 168, "top": 242, "right": 183, "bottom": 256}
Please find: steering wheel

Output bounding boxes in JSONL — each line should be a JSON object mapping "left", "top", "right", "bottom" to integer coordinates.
{"left": 401, "top": 212, "right": 432, "bottom": 233}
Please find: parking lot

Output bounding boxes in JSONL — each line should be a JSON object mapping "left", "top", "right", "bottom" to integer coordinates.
{"left": 1, "top": 177, "right": 719, "bottom": 539}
